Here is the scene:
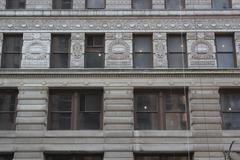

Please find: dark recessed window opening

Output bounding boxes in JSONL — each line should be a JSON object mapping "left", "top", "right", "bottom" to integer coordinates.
{"left": 132, "top": 0, "right": 152, "bottom": 9}
{"left": 166, "top": 0, "right": 185, "bottom": 10}
{"left": 86, "top": 0, "right": 105, "bottom": 9}
{"left": 52, "top": 0, "right": 73, "bottom": 9}
{"left": 6, "top": 0, "right": 26, "bottom": 9}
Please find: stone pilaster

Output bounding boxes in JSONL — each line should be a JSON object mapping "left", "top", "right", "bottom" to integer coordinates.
{"left": 189, "top": 87, "right": 224, "bottom": 160}
{"left": 26, "top": 0, "right": 52, "bottom": 9}
{"left": 153, "top": 33, "right": 168, "bottom": 68}
{"left": 152, "top": 0, "right": 165, "bottom": 9}
{"left": 105, "top": 33, "right": 133, "bottom": 68}
{"left": 187, "top": 32, "right": 217, "bottom": 69}
{"left": 234, "top": 32, "right": 240, "bottom": 68}
{"left": 103, "top": 87, "right": 134, "bottom": 160}
{"left": 70, "top": 33, "right": 85, "bottom": 68}
{"left": 73, "top": 0, "right": 85, "bottom": 10}
{"left": 16, "top": 86, "right": 48, "bottom": 130}
{"left": 106, "top": 0, "right": 131, "bottom": 9}
{"left": 185, "top": 0, "right": 212, "bottom": 9}
{"left": 0, "top": 33, "right": 3, "bottom": 67}
{"left": 0, "top": 0, "right": 5, "bottom": 9}
{"left": 21, "top": 33, "right": 51, "bottom": 69}
{"left": 232, "top": 0, "right": 240, "bottom": 9}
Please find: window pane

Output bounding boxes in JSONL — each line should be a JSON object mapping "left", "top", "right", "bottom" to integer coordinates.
{"left": 6, "top": 0, "right": 26, "bottom": 9}
{"left": 86, "top": 0, "right": 105, "bottom": 9}
{"left": 45, "top": 155, "right": 73, "bottom": 160}
{"left": 50, "top": 53, "right": 69, "bottom": 68}
{"left": 216, "top": 36, "right": 234, "bottom": 52}
{"left": 135, "top": 155, "right": 189, "bottom": 160}
{"left": 135, "top": 156, "right": 159, "bottom": 160}
{"left": 134, "top": 53, "right": 153, "bottom": 68}
{"left": 168, "top": 53, "right": 187, "bottom": 68}
{"left": 221, "top": 93, "right": 240, "bottom": 111}
{"left": 3, "top": 35, "right": 23, "bottom": 53}
{"left": 53, "top": 0, "right": 72, "bottom": 9}
{"left": 0, "top": 113, "right": 15, "bottom": 130}
{"left": 134, "top": 36, "right": 152, "bottom": 53}
{"left": 223, "top": 113, "right": 240, "bottom": 130}
{"left": 82, "top": 155, "right": 102, "bottom": 160}
{"left": 166, "top": 113, "right": 187, "bottom": 130}
{"left": 136, "top": 113, "right": 159, "bottom": 130}
{"left": 85, "top": 53, "right": 104, "bottom": 68}
{"left": 51, "top": 113, "right": 71, "bottom": 130}
{"left": 136, "top": 94, "right": 157, "bottom": 112}
{"left": 80, "top": 95, "right": 101, "bottom": 112}
{"left": 2, "top": 53, "right": 21, "bottom": 68}
{"left": 166, "top": 0, "right": 184, "bottom": 10}
{"left": 216, "top": 53, "right": 234, "bottom": 68}
{"left": 212, "top": 0, "right": 231, "bottom": 9}
{"left": 79, "top": 113, "right": 100, "bottom": 129}
{"left": 51, "top": 35, "right": 70, "bottom": 53}
{"left": 132, "top": 0, "right": 152, "bottom": 9}
{"left": 165, "top": 94, "right": 186, "bottom": 112}
{"left": 50, "top": 94, "right": 72, "bottom": 111}
{"left": 167, "top": 35, "right": 186, "bottom": 53}
{"left": 0, "top": 94, "right": 16, "bottom": 111}
{"left": 0, "top": 155, "right": 14, "bottom": 160}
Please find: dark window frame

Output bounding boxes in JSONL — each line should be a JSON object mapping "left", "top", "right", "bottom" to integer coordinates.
{"left": 48, "top": 89, "right": 103, "bottom": 130}
{"left": 220, "top": 89, "right": 240, "bottom": 130}
{"left": 165, "top": 0, "right": 185, "bottom": 10}
{"left": 0, "top": 153, "right": 14, "bottom": 160}
{"left": 133, "top": 34, "right": 153, "bottom": 68}
{"left": 1, "top": 34, "right": 23, "bottom": 68}
{"left": 0, "top": 89, "right": 18, "bottom": 130}
{"left": 135, "top": 153, "right": 193, "bottom": 160}
{"left": 5, "top": 0, "right": 26, "bottom": 9}
{"left": 85, "top": 0, "right": 106, "bottom": 9}
{"left": 45, "top": 153, "right": 103, "bottom": 160}
{"left": 167, "top": 34, "right": 187, "bottom": 68}
{"left": 132, "top": 0, "right": 152, "bottom": 10}
{"left": 50, "top": 34, "right": 71, "bottom": 68}
{"left": 52, "top": 0, "right": 73, "bottom": 9}
{"left": 215, "top": 33, "right": 236, "bottom": 68}
{"left": 134, "top": 89, "right": 189, "bottom": 130}
{"left": 211, "top": 0, "right": 232, "bottom": 10}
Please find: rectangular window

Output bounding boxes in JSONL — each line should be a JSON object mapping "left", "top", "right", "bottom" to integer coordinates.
{"left": 6, "top": 0, "right": 26, "bottom": 9}
{"left": 86, "top": 0, "right": 105, "bottom": 9}
{"left": 220, "top": 89, "right": 240, "bottom": 130}
{"left": 46, "top": 154, "right": 103, "bottom": 160}
{"left": 134, "top": 89, "right": 188, "bottom": 130}
{"left": 2, "top": 34, "right": 23, "bottom": 68}
{"left": 52, "top": 0, "right": 73, "bottom": 9}
{"left": 215, "top": 34, "right": 235, "bottom": 68}
{"left": 85, "top": 34, "right": 105, "bottom": 68}
{"left": 48, "top": 89, "right": 103, "bottom": 130}
{"left": 166, "top": 0, "right": 185, "bottom": 10}
{"left": 50, "top": 34, "right": 71, "bottom": 68}
{"left": 132, "top": 0, "right": 152, "bottom": 9}
{"left": 0, "top": 89, "right": 18, "bottom": 130}
{"left": 135, "top": 153, "right": 192, "bottom": 160}
{"left": 212, "top": 0, "right": 231, "bottom": 9}
{"left": 0, "top": 154, "right": 14, "bottom": 160}
{"left": 167, "top": 34, "right": 187, "bottom": 68}
{"left": 133, "top": 35, "right": 153, "bottom": 68}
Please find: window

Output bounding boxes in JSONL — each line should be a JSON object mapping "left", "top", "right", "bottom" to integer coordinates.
{"left": 212, "top": 0, "right": 231, "bottom": 9}
{"left": 132, "top": 0, "right": 152, "bottom": 9}
{"left": 134, "top": 89, "right": 188, "bottom": 130}
{"left": 167, "top": 34, "right": 187, "bottom": 68}
{"left": 48, "top": 89, "right": 103, "bottom": 130}
{"left": 52, "top": 0, "right": 73, "bottom": 9}
{"left": 135, "top": 153, "right": 192, "bottom": 160}
{"left": 166, "top": 0, "right": 185, "bottom": 10}
{"left": 133, "top": 35, "right": 153, "bottom": 68}
{"left": 215, "top": 34, "right": 235, "bottom": 68}
{"left": 50, "top": 34, "right": 71, "bottom": 68}
{"left": 6, "top": 0, "right": 26, "bottom": 9}
{"left": 46, "top": 154, "right": 103, "bottom": 160}
{"left": 0, "top": 89, "right": 18, "bottom": 130}
{"left": 86, "top": 0, "right": 105, "bottom": 9}
{"left": 1, "top": 34, "right": 23, "bottom": 68}
{"left": 0, "top": 154, "right": 14, "bottom": 160}
{"left": 85, "top": 34, "right": 105, "bottom": 68}
{"left": 220, "top": 89, "right": 240, "bottom": 130}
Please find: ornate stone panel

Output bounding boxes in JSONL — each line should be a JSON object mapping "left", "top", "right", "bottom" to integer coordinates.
{"left": 152, "top": 0, "right": 165, "bottom": 9}
{"left": 0, "top": 0, "right": 5, "bottom": 9}
{"left": 70, "top": 33, "right": 85, "bottom": 68}
{"left": 105, "top": 33, "right": 133, "bottom": 68}
{"left": 21, "top": 33, "right": 51, "bottom": 68}
{"left": 26, "top": 0, "right": 52, "bottom": 9}
{"left": 106, "top": 0, "right": 131, "bottom": 9}
{"left": 153, "top": 33, "right": 168, "bottom": 68}
{"left": 232, "top": 0, "right": 240, "bottom": 9}
{"left": 73, "top": 0, "right": 85, "bottom": 9}
{"left": 185, "top": 0, "right": 211, "bottom": 9}
{"left": 187, "top": 32, "right": 217, "bottom": 68}
{"left": 235, "top": 32, "right": 240, "bottom": 68}
{"left": 0, "top": 33, "right": 3, "bottom": 67}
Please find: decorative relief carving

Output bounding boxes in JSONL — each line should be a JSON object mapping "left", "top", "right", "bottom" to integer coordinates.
{"left": 70, "top": 40, "right": 84, "bottom": 68}
{"left": 107, "top": 39, "right": 130, "bottom": 60}
{"left": 154, "top": 42, "right": 167, "bottom": 67}
{"left": 190, "top": 40, "right": 214, "bottom": 60}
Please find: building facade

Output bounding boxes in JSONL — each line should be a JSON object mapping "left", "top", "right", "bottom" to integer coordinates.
{"left": 0, "top": 0, "right": 240, "bottom": 160}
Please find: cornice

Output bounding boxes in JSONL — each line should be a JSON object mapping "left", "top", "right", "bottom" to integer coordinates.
{"left": 0, "top": 69, "right": 239, "bottom": 78}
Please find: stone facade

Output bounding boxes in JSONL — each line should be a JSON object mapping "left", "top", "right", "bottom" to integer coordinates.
{"left": 0, "top": 0, "right": 240, "bottom": 160}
